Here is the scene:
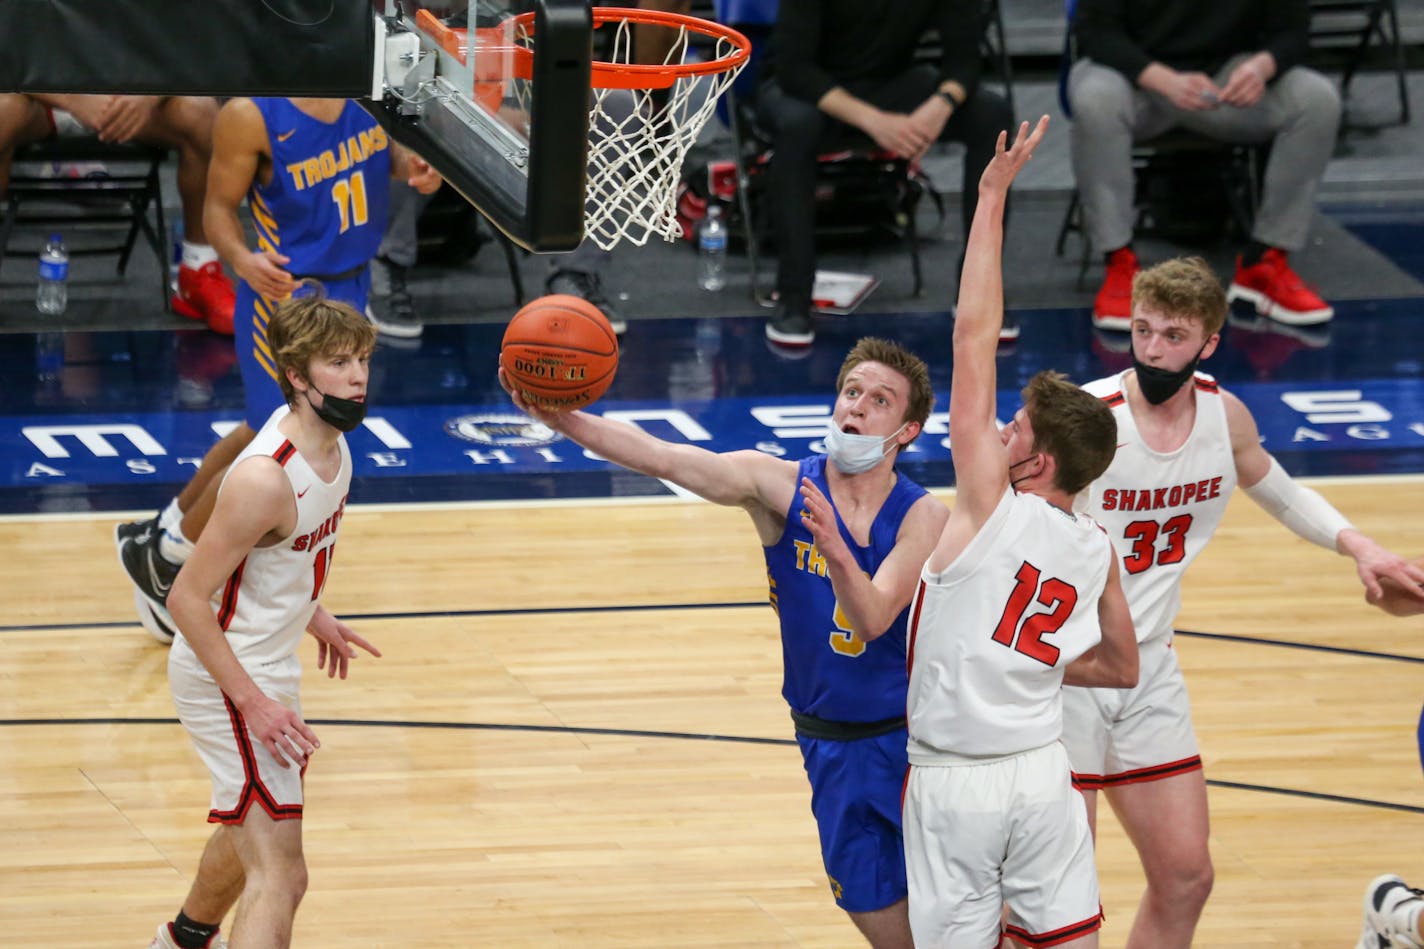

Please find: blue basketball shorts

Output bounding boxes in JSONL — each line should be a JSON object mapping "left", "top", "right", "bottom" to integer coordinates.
{"left": 796, "top": 727, "right": 909, "bottom": 913}
{"left": 1416, "top": 704, "right": 1423, "bottom": 777}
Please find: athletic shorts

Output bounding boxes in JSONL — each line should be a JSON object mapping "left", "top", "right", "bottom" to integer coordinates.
{"left": 168, "top": 636, "right": 306, "bottom": 824}
{"left": 903, "top": 742, "right": 1102, "bottom": 948}
{"left": 235, "top": 272, "right": 369, "bottom": 430}
{"left": 1415, "top": 705, "right": 1424, "bottom": 777}
{"left": 796, "top": 728, "right": 908, "bottom": 913}
{"left": 1061, "top": 636, "right": 1202, "bottom": 790}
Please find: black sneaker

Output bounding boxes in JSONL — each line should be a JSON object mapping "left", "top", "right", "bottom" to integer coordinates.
{"left": 116, "top": 515, "right": 158, "bottom": 546}
{"left": 367, "top": 256, "right": 424, "bottom": 339}
{"left": 132, "top": 588, "right": 179, "bottom": 645}
{"left": 118, "top": 529, "right": 182, "bottom": 609}
{"left": 765, "top": 303, "right": 814, "bottom": 347}
{"left": 546, "top": 269, "right": 628, "bottom": 335}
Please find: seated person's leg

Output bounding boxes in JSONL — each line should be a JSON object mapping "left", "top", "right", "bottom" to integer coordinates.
{"left": 545, "top": 86, "right": 644, "bottom": 336}
{"left": 756, "top": 81, "right": 827, "bottom": 346}
{"left": 368, "top": 180, "right": 429, "bottom": 340}
{"left": 1067, "top": 60, "right": 1148, "bottom": 330}
{"left": 0, "top": 94, "right": 53, "bottom": 193}
{"left": 1215, "top": 65, "right": 1339, "bottom": 326}
{"left": 145, "top": 97, "right": 238, "bottom": 335}
{"left": 936, "top": 85, "right": 1014, "bottom": 247}
{"left": 632, "top": 0, "right": 691, "bottom": 67}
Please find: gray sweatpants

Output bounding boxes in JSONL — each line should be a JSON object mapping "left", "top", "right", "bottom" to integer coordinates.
{"left": 1067, "top": 55, "right": 1341, "bottom": 254}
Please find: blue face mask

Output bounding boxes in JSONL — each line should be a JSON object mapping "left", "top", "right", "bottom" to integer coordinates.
{"left": 823, "top": 420, "right": 907, "bottom": 474}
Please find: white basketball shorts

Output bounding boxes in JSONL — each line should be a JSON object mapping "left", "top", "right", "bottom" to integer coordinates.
{"left": 904, "top": 741, "right": 1103, "bottom": 948}
{"left": 168, "top": 637, "right": 306, "bottom": 823}
{"left": 1060, "top": 635, "right": 1202, "bottom": 790}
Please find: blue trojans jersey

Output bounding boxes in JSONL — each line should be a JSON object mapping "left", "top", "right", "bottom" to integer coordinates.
{"left": 249, "top": 98, "right": 391, "bottom": 280}
{"left": 764, "top": 455, "right": 928, "bottom": 721}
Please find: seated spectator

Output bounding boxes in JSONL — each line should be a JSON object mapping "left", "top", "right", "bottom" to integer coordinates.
{"left": 1069, "top": 0, "right": 1340, "bottom": 332}
{"left": 755, "top": 0, "right": 1014, "bottom": 348}
{"left": 0, "top": 94, "right": 236, "bottom": 333}
{"left": 368, "top": 180, "right": 431, "bottom": 340}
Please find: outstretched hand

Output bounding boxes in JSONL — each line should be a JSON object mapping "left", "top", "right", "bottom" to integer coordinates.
{"left": 799, "top": 477, "right": 852, "bottom": 564}
{"left": 978, "top": 115, "right": 1049, "bottom": 197}
{"left": 309, "top": 607, "right": 382, "bottom": 680}
{"left": 1352, "top": 542, "right": 1424, "bottom": 612}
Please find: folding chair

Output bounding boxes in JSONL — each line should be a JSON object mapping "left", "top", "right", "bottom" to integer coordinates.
{"left": 0, "top": 139, "right": 169, "bottom": 310}
{"left": 1307, "top": 0, "right": 1409, "bottom": 127}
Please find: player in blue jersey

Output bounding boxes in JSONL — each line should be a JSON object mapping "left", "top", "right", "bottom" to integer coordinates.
{"left": 501, "top": 337, "right": 948, "bottom": 949}
{"left": 116, "top": 98, "right": 441, "bottom": 644}
{"left": 213, "top": 97, "right": 440, "bottom": 429}
{"left": 1353, "top": 556, "right": 1424, "bottom": 949}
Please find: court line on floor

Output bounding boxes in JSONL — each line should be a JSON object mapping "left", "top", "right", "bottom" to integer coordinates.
{"left": 3, "top": 470, "right": 1422, "bottom": 523}
{"left": 5, "top": 605, "right": 1423, "bottom": 665}
{"left": 3, "top": 715, "right": 1421, "bottom": 815}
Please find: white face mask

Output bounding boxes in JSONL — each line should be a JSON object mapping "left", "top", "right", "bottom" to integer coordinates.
{"left": 823, "top": 420, "right": 907, "bottom": 474}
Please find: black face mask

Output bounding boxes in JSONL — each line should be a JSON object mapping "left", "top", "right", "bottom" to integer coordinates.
{"left": 1132, "top": 341, "right": 1209, "bottom": 405}
{"left": 1009, "top": 453, "right": 1041, "bottom": 490}
{"left": 305, "top": 384, "right": 367, "bottom": 432}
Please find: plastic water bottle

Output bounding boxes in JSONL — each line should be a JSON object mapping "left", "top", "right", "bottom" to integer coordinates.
{"left": 697, "top": 205, "right": 727, "bottom": 292}
{"left": 169, "top": 219, "right": 185, "bottom": 289}
{"left": 36, "top": 234, "right": 69, "bottom": 316}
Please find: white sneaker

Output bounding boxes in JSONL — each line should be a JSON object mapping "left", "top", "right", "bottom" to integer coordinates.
{"left": 1358, "top": 874, "right": 1424, "bottom": 949}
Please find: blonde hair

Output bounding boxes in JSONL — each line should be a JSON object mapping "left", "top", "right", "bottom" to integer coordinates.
{"left": 266, "top": 286, "right": 376, "bottom": 405}
{"left": 835, "top": 337, "right": 935, "bottom": 439}
{"left": 1131, "top": 256, "right": 1228, "bottom": 337}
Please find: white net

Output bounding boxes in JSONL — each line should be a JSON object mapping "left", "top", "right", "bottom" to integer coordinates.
{"left": 579, "top": 18, "right": 747, "bottom": 250}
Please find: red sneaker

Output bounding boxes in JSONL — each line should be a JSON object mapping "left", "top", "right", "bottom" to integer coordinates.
{"left": 1092, "top": 247, "right": 1139, "bottom": 331}
{"left": 1227, "top": 248, "right": 1333, "bottom": 326}
{"left": 172, "top": 261, "right": 236, "bottom": 335}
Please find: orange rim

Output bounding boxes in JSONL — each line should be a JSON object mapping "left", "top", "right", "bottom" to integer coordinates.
{"left": 511, "top": 7, "right": 751, "bottom": 90}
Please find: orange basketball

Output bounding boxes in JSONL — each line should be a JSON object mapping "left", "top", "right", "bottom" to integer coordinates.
{"left": 500, "top": 294, "right": 619, "bottom": 412}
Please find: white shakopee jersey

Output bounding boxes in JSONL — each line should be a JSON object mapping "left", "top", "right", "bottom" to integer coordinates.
{"left": 906, "top": 488, "right": 1115, "bottom": 761}
{"left": 201, "top": 405, "right": 352, "bottom": 668}
{"left": 1078, "top": 370, "right": 1236, "bottom": 645}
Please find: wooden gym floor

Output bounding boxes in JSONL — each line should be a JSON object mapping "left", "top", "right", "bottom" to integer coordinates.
{"left": 1, "top": 478, "right": 1421, "bottom": 948}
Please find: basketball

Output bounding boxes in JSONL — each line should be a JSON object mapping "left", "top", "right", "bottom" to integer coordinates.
{"left": 500, "top": 294, "right": 619, "bottom": 412}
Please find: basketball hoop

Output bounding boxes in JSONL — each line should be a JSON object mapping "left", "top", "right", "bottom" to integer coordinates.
{"left": 509, "top": 7, "right": 751, "bottom": 250}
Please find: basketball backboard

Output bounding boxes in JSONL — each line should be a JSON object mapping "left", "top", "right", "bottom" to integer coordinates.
{"left": 367, "top": 0, "right": 592, "bottom": 253}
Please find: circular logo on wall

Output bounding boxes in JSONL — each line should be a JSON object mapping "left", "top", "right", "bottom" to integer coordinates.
{"left": 444, "top": 413, "right": 562, "bottom": 447}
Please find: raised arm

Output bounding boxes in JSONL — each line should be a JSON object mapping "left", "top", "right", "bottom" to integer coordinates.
{"left": 167, "top": 457, "right": 317, "bottom": 768}
{"left": 948, "top": 117, "right": 1048, "bottom": 526}
{"left": 1064, "top": 551, "right": 1139, "bottom": 688}
{"left": 1225, "top": 390, "right": 1424, "bottom": 606}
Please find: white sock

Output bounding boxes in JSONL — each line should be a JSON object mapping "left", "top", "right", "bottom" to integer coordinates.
{"left": 157, "top": 497, "right": 183, "bottom": 534}
{"left": 159, "top": 526, "right": 196, "bottom": 566}
{"left": 182, "top": 241, "right": 219, "bottom": 269}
